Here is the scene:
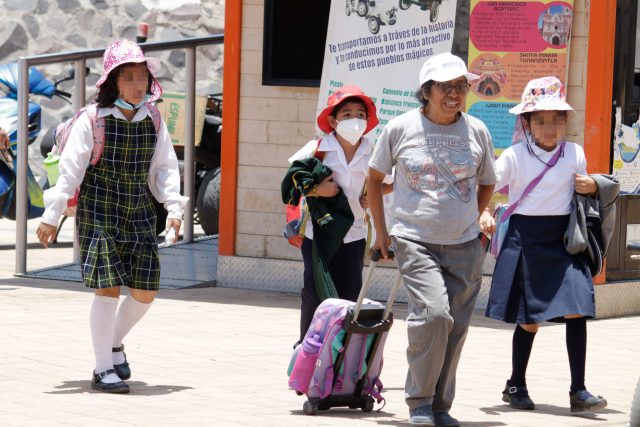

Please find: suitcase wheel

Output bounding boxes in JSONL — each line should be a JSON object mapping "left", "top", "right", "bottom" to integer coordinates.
{"left": 362, "top": 397, "right": 374, "bottom": 413}
{"left": 303, "top": 400, "right": 318, "bottom": 415}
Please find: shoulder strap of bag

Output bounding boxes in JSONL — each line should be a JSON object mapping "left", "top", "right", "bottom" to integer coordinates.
{"left": 313, "top": 138, "right": 325, "bottom": 161}
{"left": 85, "top": 103, "right": 107, "bottom": 166}
{"left": 504, "top": 141, "right": 565, "bottom": 218}
{"left": 147, "top": 103, "right": 163, "bottom": 134}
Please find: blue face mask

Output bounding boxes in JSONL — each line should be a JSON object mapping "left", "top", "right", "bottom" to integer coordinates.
{"left": 114, "top": 95, "right": 150, "bottom": 110}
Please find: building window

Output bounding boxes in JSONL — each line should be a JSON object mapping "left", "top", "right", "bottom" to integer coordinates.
{"left": 261, "top": 1, "right": 471, "bottom": 86}
{"left": 262, "top": 0, "right": 331, "bottom": 87}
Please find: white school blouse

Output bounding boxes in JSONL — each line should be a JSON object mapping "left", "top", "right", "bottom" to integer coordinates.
{"left": 495, "top": 140, "right": 587, "bottom": 216}
{"left": 41, "top": 105, "right": 188, "bottom": 226}
{"left": 288, "top": 133, "right": 373, "bottom": 243}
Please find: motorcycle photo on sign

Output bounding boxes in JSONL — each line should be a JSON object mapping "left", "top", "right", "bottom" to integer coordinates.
{"left": 345, "top": 0, "right": 445, "bottom": 35}
{"left": 398, "top": 0, "right": 444, "bottom": 23}
{"left": 345, "top": 0, "right": 398, "bottom": 34}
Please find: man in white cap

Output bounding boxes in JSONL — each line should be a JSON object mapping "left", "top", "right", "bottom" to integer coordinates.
{"left": 368, "top": 52, "right": 497, "bottom": 426}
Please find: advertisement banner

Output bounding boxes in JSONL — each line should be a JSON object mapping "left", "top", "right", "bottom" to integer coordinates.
{"left": 613, "top": 107, "right": 640, "bottom": 194}
{"left": 317, "top": 0, "right": 459, "bottom": 136}
{"left": 466, "top": 0, "right": 574, "bottom": 154}
{"left": 156, "top": 92, "right": 208, "bottom": 146}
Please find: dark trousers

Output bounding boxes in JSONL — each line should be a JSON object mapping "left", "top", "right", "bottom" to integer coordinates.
{"left": 299, "top": 237, "right": 366, "bottom": 341}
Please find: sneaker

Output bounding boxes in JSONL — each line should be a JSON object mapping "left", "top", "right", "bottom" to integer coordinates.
{"left": 409, "top": 404, "right": 435, "bottom": 426}
{"left": 570, "top": 389, "right": 607, "bottom": 412}
{"left": 433, "top": 411, "right": 460, "bottom": 427}
{"left": 502, "top": 381, "right": 535, "bottom": 410}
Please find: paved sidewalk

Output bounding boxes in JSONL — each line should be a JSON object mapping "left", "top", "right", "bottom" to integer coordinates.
{"left": 0, "top": 220, "right": 638, "bottom": 426}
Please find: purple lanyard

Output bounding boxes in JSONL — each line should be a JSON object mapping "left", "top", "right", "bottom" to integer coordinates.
{"left": 503, "top": 141, "right": 566, "bottom": 218}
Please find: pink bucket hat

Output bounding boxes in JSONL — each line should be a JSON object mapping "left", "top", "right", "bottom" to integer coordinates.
{"left": 95, "top": 39, "right": 162, "bottom": 102}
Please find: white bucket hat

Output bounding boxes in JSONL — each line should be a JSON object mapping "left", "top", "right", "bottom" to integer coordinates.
{"left": 510, "top": 76, "right": 574, "bottom": 143}
{"left": 509, "top": 76, "right": 574, "bottom": 115}
{"left": 419, "top": 52, "right": 480, "bottom": 86}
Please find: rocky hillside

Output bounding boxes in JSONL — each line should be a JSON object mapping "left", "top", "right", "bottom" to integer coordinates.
{"left": 1, "top": 0, "right": 225, "bottom": 149}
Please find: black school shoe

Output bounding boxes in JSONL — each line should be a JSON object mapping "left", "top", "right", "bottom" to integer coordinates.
{"left": 112, "top": 345, "right": 131, "bottom": 380}
{"left": 502, "top": 381, "right": 535, "bottom": 410}
{"left": 91, "top": 369, "right": 130, "bottom": 394}
{"left": 570, "top": 389, "right": 607, "bottom": 412}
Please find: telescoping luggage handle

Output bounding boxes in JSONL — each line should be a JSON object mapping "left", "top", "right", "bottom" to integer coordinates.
{"left": 352, "top": 249, "right": 402, "bottom": 323}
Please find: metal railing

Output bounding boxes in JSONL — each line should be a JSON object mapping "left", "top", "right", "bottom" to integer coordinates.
{"left": 16, "top": 34, "right": 224, "bottom": 275}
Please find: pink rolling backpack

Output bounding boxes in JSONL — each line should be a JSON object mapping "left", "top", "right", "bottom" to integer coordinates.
{"left": 287, "top": 252, "right": 403, "bottom": 415}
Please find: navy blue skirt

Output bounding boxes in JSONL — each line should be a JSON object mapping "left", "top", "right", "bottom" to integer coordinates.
{"left": 486, "top": 214, "right": 595, "bottom": 324}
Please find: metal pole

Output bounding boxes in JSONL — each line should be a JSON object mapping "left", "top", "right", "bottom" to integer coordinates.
{"left": 15, "top": 59, "right": 30, "bottom": 275}
{"left": 72, "top": 59, "right": 87, "bottom": 263}
{"left": 183, "top": 47, "right": 196, "bottom": 242}
{"left": 10, "top": 36, "right": 223, "bottom": 276}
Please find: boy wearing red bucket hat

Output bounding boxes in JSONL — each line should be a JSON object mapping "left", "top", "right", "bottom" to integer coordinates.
{"left": 37, "top": 39, "right": 187, "bottom": 393}
{"left": 286, "top": 85, "right": 390, "bottom": 343}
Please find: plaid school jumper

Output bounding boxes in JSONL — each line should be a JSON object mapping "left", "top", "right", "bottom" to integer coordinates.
{"left": 77, "top": 115, "right": 160, "bottom": 290}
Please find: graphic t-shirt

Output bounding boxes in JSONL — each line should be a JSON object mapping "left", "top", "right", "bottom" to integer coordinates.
{"left": 370, "top": 109, "right": 497, "bottom": 244}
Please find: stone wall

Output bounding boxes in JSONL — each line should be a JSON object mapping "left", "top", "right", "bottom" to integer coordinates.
{"left": 0, "top": 0, "right": 225, "bottom": 154}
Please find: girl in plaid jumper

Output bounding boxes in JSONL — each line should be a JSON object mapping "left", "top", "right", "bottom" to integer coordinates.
{"left": 37, "top": 40, "right": 187, "bottom": 393}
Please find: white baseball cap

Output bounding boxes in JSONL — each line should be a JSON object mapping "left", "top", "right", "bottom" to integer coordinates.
{"left": 418, "top": 52, "right": 480, "bottom": 86}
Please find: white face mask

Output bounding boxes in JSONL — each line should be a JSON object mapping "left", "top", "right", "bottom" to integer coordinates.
{"left": 335, "top": 118, "right": 367, "bottom": 145}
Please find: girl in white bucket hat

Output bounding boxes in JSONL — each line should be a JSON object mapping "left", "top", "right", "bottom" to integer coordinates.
{"left": 485, "top": 76, "right": 607, "bottom": 413}
{"left": 37, "top": 39, "right": 188, "bottom": 393}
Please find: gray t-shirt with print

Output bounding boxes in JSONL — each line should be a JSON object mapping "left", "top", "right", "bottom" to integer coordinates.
{"left": 369, "top": 108, "right": 497, "bottom": 245}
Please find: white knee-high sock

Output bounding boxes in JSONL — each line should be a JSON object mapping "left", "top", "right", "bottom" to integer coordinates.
{"left": 112, "top": 296, "right": 152, "bottom": 365}
{"left": 90, "top": 295, "right": 120, "bottom": 383}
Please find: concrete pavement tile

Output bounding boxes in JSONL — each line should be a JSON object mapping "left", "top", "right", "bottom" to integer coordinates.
{"left": 1, "top": 278, "right": 637, "bottom": 426}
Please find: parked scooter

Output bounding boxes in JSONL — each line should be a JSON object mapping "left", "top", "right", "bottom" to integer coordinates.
{"left": 194, "top": 93, "right": 222, "bottom": 236}
{"left": 164, "top": 93, "right": 223, "bottom": 236}
{"left": 0, "top": 63, "right": 74, "bottom": 220}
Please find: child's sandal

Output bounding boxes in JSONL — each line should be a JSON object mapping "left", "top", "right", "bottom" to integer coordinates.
{"left": 112, "top": 345, "right": 131, "bottom": 380}
{"left": 91, "top": 369, "right": 130, "bottom": 394}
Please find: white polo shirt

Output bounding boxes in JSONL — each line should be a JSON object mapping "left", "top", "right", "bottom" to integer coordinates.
{"left": 288, "top": 133, "right": 373, "bottom": 243}
{"left": 495, "top": 140, "right": 587, "bottom": 216}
